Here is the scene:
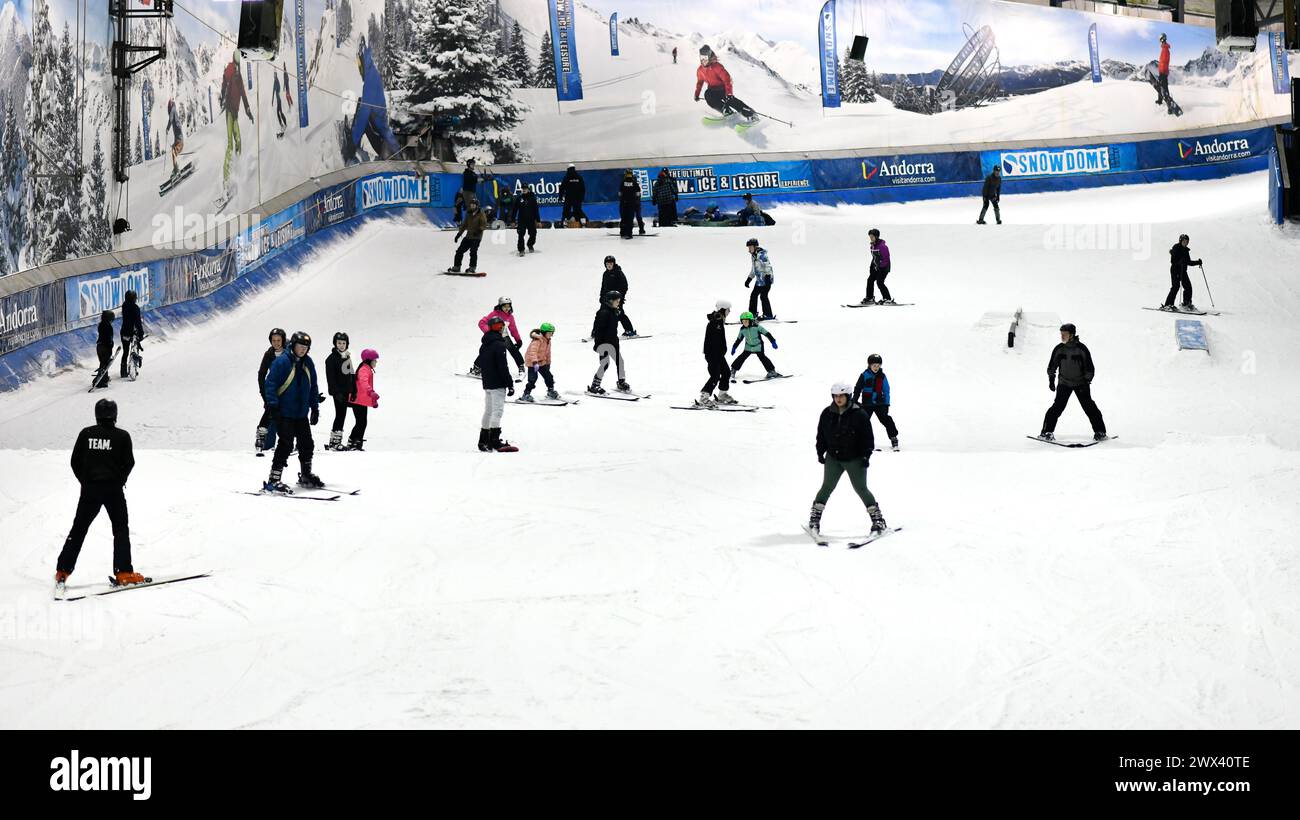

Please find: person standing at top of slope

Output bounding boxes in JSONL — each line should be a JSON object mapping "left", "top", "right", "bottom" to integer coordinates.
{"left": 512, "top": 187, "right": 540, "bottom": 256}
{"left": 860, "top": 228, "right": 895, "bottom": 305}
{"left": 219, "top": 49, "right": 255, "bottom": 188}
{"left": 600, "top": 256, "right": 637, "bottom": 337}
{"left": 694, "top": 45, "right": 759, "bottom": 123}
{"left": 350, "top": 38, "right": 400, "bottom": 161}
{"left": 618, "top": 170, "right": 642, "bottom": 239}
{"left": 1161, "top": 233, "right": 1202, "bottom": 311}
{"left": 744, "top": 238, "right": 776, "bottom": 320}
{"left": 977, "top": 166, "right": 1001, "bottom": 225}
{"left": 1039, "top": 323, "right": 1108, "bottom": 442}
{"left": 560, "top": 164, "right": 587, "bottom": 227}
{"left": 673, "top": 46, "right": 678, "bottom": 64}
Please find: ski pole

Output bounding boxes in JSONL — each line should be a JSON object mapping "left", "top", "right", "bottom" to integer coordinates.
{"left": 748, "top": 107, "right": 793, "bottom": 128}
{"left": 1198, "top": 262, "right": 1216, "bottom": 308}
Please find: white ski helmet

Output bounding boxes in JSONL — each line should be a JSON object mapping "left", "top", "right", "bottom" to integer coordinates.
{"left": 831, "top": 382, "right": 853, "bottom": 396}
{"left": 715, "top": 299, "right": 732, "bottom": 311}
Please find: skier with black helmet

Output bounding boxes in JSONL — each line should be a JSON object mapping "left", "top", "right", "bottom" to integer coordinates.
{"left": 324, "top": 331, "right": 357, "bottom": 451}
{"left": 618, "top": 170, "right": 642, "bottom": 239}
{"left": 92, "top": 310, "right": 115, "bottom": 389}
{"left": 262, "top": 331, "right": 325, "bottom": 492}
{"left": 808, "top": 383, "right": 888, "bottom": 542}
{"left": 54, "top": 398, "right": 145, "bottom": 595}
{"left": 859, "top": 229, "right": 896, "bottom": 305}
{"left": 852, "top": 353, "right": 899, "bottom": 450}
{"left": 119, "top": 290, "right": 144, "bottom": 379}
{"left": 600, "top": 256, "right": 637, "bottom": 337}
{"left": 475, "top": 314, "right": 519, "bottom": 452}
{"left": 589, "top": 290, "right": 632, "bottom": 395}
{"left": 977, "top": 166, "right": 1001, "bottom": 225}
{"left": 744, "top": 238, "right": 776, "bottom": 319}
{"left": 1161, "top": 233, "right": 1202, "bottom": 312}
{"left": 512, "top": 187, "right": 541, "bottom": 256}
{"left": 699, "top": 299, "right": 737, "bottom": 407}
{"left": 450, "top": 198, "right": 488, "bottom": 274}
{"left": 695, "top": 45, "right": 759, "bottom": 124}
{"left": 256, "top": 328, "right": 287, "bottom": 454}
{"left": 1039, "top": 323, "right": 1108, "bottom": 442}
{"left": 560, "top": 163, "right": 587, "bottom": 227}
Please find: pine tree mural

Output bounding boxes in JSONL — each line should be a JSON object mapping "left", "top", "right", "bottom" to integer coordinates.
{"left": 2, "top": 92, "right": 27, "bottom": 272}
{"left": 536, "top": 28, "right": 556, "bottom": 88}
{"left": 84, "top": 133, "right": 111, "bottom": 255}
{"left": 393, "top": 0, "right": 527, "bottom": 163}
{"left": 508, "top": 21, "right": 532, "bottom": 88}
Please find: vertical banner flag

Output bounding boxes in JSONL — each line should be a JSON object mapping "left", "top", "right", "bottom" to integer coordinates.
{"left": 610, "top": 13, "right": 619, "bottom": 57}
{"left": 549, "top": 0, "right": 584, "bottom": 101}
{"left": 819, "top": 0, "right": 840, "bottom": 108}
{"left": 208, "top": 86, "right": 214, "bottom": 125}
{"left": 1088, "top": 23, "right": 1101, "bottom": 83}
{"left": 296, "top": 0, "right": 310, "bottom": 127}
{"left": 140, "top": 84, "right": 151, "bottom": 160}
{"left": 1267, "top": 32, "right": 1291, "bottom": 95}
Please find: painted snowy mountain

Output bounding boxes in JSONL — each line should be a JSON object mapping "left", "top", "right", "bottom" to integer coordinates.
{"left": 706, "top": 30, "right": 816, "bottom": 96}
{"left": 0, "top": 1, "right": 31, "bottom": 120}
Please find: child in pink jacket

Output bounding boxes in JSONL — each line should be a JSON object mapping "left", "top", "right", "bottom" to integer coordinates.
{"left": 469, "top": 296, "right": 524, "bottom": 377}
{"left": 519, "top": 322, "right": 559, "bottom": 402}
{"left": 346, "top": 349, "right": 380, "bottom": 450}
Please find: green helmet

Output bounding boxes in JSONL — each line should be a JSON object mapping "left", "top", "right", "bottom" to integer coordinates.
{"left": 740, "top": 311, "right": 756, "bottom": 321}
{"left": 539, "top": 322, "right": 556, "bottom": 333}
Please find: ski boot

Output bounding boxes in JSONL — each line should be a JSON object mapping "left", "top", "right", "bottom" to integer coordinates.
{"left": 325, "top": 430, "right": 343, "bottom": 451}
{"left": 1158, "top": 304, "right": 1177, "bottom": 312}
{"left": 638, "top": 226, "right": 646, "bottom": 236}
{"left": 696, "top": 392, "right": 718, "bottom": 408}
{"left": 517, "top": 250, "right": 526, "bottom": 257}
{"left": 491, "top": 428, "right": 519, "bottom": 453}
{"left": 976, "top": 219, "right": 986, "bottom": 225}
{"left": 1181, "top": 302, "right": 1197, "bottom": 312}
{"left": 468, "top": 364, "right": 482, "bottom": 377}
{"left": 263, "top": 468, "right": 292, "bottom": 494}
{"left": 588, "top": 380, "right": 607, "bottom": 395}
{"left": 859, "top": 297, "right": 874, "bottom": 305}
{"left": 448, "top": 265, "right": 462, "bottom": 273}
{"left": 518, "top": 390, "right": 535, "bottom": 403}
{"left": 759, "top": 314, "right": 775, "bottom": 321}
{"left": 478, "top": 429, "right": 493, "bottom": 452}
{"left": 616, "top": 379, "right": 632, "bottom": 393}
{"left": 890, "top": 437, "right": 900, "bottom": 451}
{"left": 55, "top": 570, "right": 70, "bottom": 584}
{"left": 730, "top": 367, "right": 740, "bottom": 382}
{"left": 716, "top": 391, "right": 738, "bottom": 405}
{"left": 545, "top": 389, "right": 561, "bottom": 401}
{"left": 1037, "top": 431, "right": 1055, "bottom": 442}
{"left": 344, "top": 438, "right": 365, "bottom": 451}
{"left": 297, "top": 466, "right": 325, "bottom": 489}
{"left": 765, "top": 370, "right": 783, "bottom": 379}
{"left": 1093, "top": 432, "right": 1109, "bottom": 442}
{"left": 808, "top": 502, "right": 825, "bottom": 535}
{"left": 112, "top": 570, "right": 148, "bottom": 587}
{"left": 528, "top": 246, "right": 536, "bottom": 254}
{"left": 868, "top": 505, "right": 888, "bottom": 535}
{"left": 881, "top": 299, "right": 896, "bottom": 305}
{"left": 256, "top": 426, "right": 267, "bottom": 451}
{"left": 466, "top": 266, "right": 477, "bottom": 274}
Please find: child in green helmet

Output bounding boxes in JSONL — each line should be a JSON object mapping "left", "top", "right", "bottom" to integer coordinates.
{"left": 730, "top": 312, "right": 782, "bottom": 380}
{"left": 521, "top": 322, "right": 559, "bottom": 402}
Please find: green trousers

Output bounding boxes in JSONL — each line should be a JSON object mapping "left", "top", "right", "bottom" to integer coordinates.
{"left": 814, "top": 458, "right": 876, "bottom": 507}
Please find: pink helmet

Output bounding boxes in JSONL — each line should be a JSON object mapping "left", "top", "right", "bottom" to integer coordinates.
{"left": 361, "top": 348, "right": 379, "bottom": 362}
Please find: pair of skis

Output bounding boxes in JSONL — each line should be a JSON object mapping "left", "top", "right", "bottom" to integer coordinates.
{"left": 54, "top": 571, "right": 211, "bottom": 602}
{"left": 576, "top": 389, "right": 652, "bottom": 402}
{"left": 1141, "top": 306, "right": 1219, "bottom": 316}
{"left": 578, "top": 334, "right": 653, "bottom": 343}
{"left": 242, "top": 484, "right": 361, "bottom": 502}
{"left": 842, "top": 302, "right": 914, "bottom": 309}
{"left": 801, "top": 524, "right": 902, "bottom": 549}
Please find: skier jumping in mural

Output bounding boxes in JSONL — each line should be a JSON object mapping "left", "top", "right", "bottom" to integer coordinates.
{"left": 344, "top": 37, "right": 400, "bottom": 164}
{"left": 694, "top": 45, "right": 759, "bottom": 126}
{"left": 220, "top": 49, "right": 255, "bottom": 193}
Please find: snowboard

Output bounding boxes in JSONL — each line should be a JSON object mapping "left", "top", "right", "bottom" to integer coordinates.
{"left": 842, "top": 302, "right": 915, "bottom": 309}
{"left": 88, "top": 346, "right": 121, "bottom": 392}
{"left": 442, "top": 270, "right": 488, "bottom": 277}
{"left": 55, "top": 571, "right": 212, "bottom": 602}
{"left": 1027, "top": 435, "right": 1117, "bottom": 449}
{"left": 158, "top": 162, "right": 196, "bottom": 196}
{"left": 1142, "top": 306, "right": 1219, "bottom": 316}
{"left": 740, "top": 374, "right": 795, "bottom": 384}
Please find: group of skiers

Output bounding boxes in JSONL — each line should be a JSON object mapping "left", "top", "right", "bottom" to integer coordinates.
{"left": 91, "top": 291, "right": 145, "bottom": 389}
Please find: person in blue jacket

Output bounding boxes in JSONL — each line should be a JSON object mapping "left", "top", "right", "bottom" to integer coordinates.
{"left": 744, "top": 238, "right": 775, "bottom": 320}
{"left": 350, "top": 39, "right": 399, "bottom": 161}
{"left": 262, "top": 331, "right": 324, "bottom": 492}
{"left": 851, "top": 353, "right": 899, "bottom": 450}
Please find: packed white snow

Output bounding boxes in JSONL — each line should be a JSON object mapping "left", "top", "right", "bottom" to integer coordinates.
{"left": 1, "top": 171, "right": 1297, "bottom": 728}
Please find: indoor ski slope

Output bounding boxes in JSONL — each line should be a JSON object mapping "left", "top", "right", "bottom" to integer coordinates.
{"left": 1, "top": 172, "right": 1297, "bottom": 729}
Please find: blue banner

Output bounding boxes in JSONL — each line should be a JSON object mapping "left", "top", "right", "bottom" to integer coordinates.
{"left": 818, "top": 0, "right": 840, "bottom": 108}
{"left": 549, "top": 0, "right": 584, "bottom": 101}
{"left": 305, "top": 183, "right": 358, "bottom": 234}
{"left": 1088, "top": 23, "right": 1101, "bottom": 83}
{"left": 296, "top": 0, "right": 310, "bottom": 127}
{"left": 163, "top": 245, "right": 238, "bottom": 304}
{"left": 609, "top": 13, "right": 619, "bottom": 57}
{"left": 1139, "top": 130, "right": 1271, "bottom": 168}
{"left": 816, "top": 151, "right": 982, "bottom": 189}
{"left": 643, "top": 161, "right": 815, "bottom": 198}
{"left": 0, "top": 282, "right": 64, "bottom": 355}
{"left": 236, "top": 203, "right": 306, "bottom": 275}
{"left": 355, "top": 173, "right": 439, "bottom": 212}
{"left": 64, "top": 263, "right": 166, "bottom": 325}
{"left": 1268, "top": 32, "right": 1291, "bottom": 96}
{"left": 984, "top": 144, "right": 1138, "bottom": 179}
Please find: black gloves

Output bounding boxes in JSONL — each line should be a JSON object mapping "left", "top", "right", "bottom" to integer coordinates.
{"left": 1048, "top": 377, "right": 1056, "bottom": 392}
{"left": 817, "top": 452, "right": 826, "bottom": 464}
{"left": 309, "top": 406, "right": 320, "bottom": 426}
{"left": 508, "top": 385, "right": 515, "bottom": 397}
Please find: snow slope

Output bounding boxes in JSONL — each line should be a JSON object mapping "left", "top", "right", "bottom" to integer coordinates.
{"left": 1, "top": 172, "right": 1298, "bottom": 728}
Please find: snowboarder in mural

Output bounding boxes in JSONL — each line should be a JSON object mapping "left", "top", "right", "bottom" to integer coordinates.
{"left": 694, "top": 45, "right": 759, "bottom": 126}
{"left": 220, "top": 49, "right": 255, "bottom": 193}
{"left": 1143, "top": 34, "right": 1182, "bottom": 117}
{"left": 272, "top": 66, "right": 288, "bottom": 138}
{"left": 158, "top": 99, "right": 194, "bottom": 196}
{"left": 344, "top": 37, "right": 400, "bottom": 164}
{"left": 283, "top": 62, "right": 294, "bottom": 110}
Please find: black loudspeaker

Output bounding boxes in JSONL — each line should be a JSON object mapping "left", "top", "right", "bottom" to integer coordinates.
{"left": 238, "top": 0, "right": 285, "bottom": 61}
{"left": 1214, "top": 0, "right": 1258, "bottom": 49}
{"left": 848, "top": 35, "right": 869, "bottom": 62}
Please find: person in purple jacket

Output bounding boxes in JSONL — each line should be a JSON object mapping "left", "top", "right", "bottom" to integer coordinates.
{"left": 860, "top": 228, "right": 896, "bottom": 305}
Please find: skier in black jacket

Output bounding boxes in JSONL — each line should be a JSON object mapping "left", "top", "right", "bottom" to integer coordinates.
{"left": 560, "top": 164, "right": 587, "bottom": 226}
{"left": 93, "top": 310, "right": 115, "bottom": 388}
{"left": 475, "top": 315, "right": 518, "bottom": 452}
{"left": 599, "top": 256, "right": 637, "bottom": 337}
{"left": 119, "top": 290, "right": 144, "bottom": 378}
{"left": 512, "top": 188, "right": 541, "bottom": 256}
{"left": 1039, "top": 323, "right": 1107, "bottom": 442}
{"left": 652, "top": 168, "right": 678, "bottom": 227}
{"left": 977, "top": 166, "right": 1002, "bottom": 225}
{"left": 455, "top": 158, "right": 478, "bottom": 222}
{"left": 809, "top": 383, "right": 887, "bottom": 536}
{"left": 589, "top": 290, "right": 631, "bottom": 394}
{"left": 324, "top": 331, "right": 356, "bottom": 450}
{"left": 698, "top": 299, "right": 736, "bottom": 407}
{"left": 256, "top": 328, "right": 287, "bottom": 453}
{"left": 55, "top": 398, "right": 146, "bottom": 591}
{"left": 1162, "top": 234, "right": 1202, "bottom": 311}
{"left": 618, "top": 170, "right": 641, "bottom": 239}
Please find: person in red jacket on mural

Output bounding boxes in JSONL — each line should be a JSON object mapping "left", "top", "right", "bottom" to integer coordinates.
{"left": 694, "top": 45, "right": 758, "bottom": 124}
{"left": 220, "top": 49, "right": 255, "bottom": 189}
{"left": 1155, "top": 33, "right": 1171, "bottom": 107}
